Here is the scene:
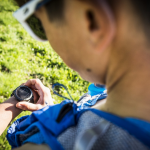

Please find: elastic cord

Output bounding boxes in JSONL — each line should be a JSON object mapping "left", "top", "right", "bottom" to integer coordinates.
{"left": 52, "top": 83, "right": 73, "bottom": 100}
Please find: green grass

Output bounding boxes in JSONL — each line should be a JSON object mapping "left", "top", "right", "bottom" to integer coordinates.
{"left": 0, "top": 0, "right": 90, "bottom": 149}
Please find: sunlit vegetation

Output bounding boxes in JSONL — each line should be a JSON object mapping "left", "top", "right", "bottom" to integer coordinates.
{"left": 0, "top": 0, "right": 89, "bottom": 149}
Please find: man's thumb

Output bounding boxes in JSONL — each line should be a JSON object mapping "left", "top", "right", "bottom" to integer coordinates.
{"left": 16, "top": 102, "right": 41, "bottom": 111}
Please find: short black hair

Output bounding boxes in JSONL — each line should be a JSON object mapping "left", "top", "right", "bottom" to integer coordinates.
{"left": 14, "top": 0, "right": 150, "bottom": 37}
{"left": 107, "top": 0, "right": 150, "bottom": 38}
{"left": 14, "top": 0, "right": 65, "bottom": 22}
{"left": 45, "top": 0, "right": 64, "bottom": 22}
{"left": 130, "top": 0, "right": 150, "bottom": 38}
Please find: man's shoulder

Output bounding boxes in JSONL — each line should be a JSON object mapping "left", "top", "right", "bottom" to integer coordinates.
{"left": 58, "top": 110, "right": 149, "bottom": 150}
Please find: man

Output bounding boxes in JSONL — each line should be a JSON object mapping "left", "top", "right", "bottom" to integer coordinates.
{"left": 3, "top": 0, "right": 150, "bottom": 149}
{"left": 13, "top": 0, "right": 150, "bottom": 121}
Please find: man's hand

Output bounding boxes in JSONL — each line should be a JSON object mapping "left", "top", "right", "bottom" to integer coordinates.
{"left": 16, "top": 79, "right": 54, "bottom": 111}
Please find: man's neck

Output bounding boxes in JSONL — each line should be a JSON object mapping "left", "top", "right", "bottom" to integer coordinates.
{"left": 96, "top": 47, "right": 150, "bottom": 122}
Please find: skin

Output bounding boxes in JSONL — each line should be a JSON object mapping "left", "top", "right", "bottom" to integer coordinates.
{"left": 35, "top": 0, "right": 150, "bottom": 122}
{"left": 0, "top": 96, "right": 23, "bottom": 135}
{"left": 0, "top": 79, "right": 53, "bottom": 135}
{"left": 1, "top": 0, "right": 150, "bottom": 137}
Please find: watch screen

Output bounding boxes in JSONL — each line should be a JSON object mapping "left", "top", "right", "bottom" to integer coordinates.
{"left": 16, "top": 87, "right": 31, "bottom": 100}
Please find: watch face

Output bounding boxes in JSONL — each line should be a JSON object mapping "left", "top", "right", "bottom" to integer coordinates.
{"left": 16, "top": 86, "right": 32, "bottom": 101}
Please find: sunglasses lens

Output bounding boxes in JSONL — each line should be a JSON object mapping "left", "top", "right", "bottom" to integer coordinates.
{"left": 26, "top": 15, "right": 47, "bottom": 40}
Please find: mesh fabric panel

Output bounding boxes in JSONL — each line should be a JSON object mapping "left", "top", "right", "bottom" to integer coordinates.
{"left": 58, "top": 111, "right": 150, "bottom": 150}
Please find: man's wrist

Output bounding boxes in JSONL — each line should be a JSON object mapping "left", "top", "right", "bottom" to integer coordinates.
{"left": 0, "top": 96, "right": 23, "bottom": 135}
{"left": 2, "top": 96, "right": 23, "bottom": 112}
{"left": 6, "top": 95, "right": 18, "bottom": 103}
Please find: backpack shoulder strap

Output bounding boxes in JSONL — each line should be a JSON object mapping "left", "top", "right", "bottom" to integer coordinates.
{"left": 76, "top": 109, "right": 150, "bottom": 149}
{"left": 74, "top": 118, "right": 110, "bottom": 150}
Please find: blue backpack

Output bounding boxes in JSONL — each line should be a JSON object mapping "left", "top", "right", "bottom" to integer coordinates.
{"left": 7, "top": 100, "right": 150, "bottom": 149}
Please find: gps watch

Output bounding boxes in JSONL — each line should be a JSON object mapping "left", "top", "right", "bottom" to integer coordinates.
{"left": 11, "top": 85, "right": 34, "bottom": 103}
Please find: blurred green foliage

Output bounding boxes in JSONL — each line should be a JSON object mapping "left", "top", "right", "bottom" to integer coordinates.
{"left": 0, "top": 0, "right": 90, "bottom": 149}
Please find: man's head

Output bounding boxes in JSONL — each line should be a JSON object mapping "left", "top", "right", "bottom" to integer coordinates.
{"left": 14, "top": 0, "right": 150, "bottom": 85}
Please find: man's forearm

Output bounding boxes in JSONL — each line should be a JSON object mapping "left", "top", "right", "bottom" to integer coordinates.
{"left": 0, "top": 96, "right": 23, "bottom": 135}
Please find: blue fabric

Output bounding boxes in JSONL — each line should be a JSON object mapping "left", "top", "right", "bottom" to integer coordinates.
{"left": 23, "top": 132, "right": 45, "bottom": 145}
{"left": 77, "top": 84, "right": 107, "bottom": 110}
{"left": 7, "top": 100, "right": 150, "bottom": 149}
{"left": 89, "top": 109, "right": 150, "bottom": 148}
{"left": 7, "top": 100, "right": 78, "bottom": 149}
{"left": 88, "top": 83, "right": 106, "bottom": 96}
{"left": 77, "top": 94, "right": 107, "bottom": 111}
{"left": 126, "top": 118, "right": 150, "bottom": 135}
{"left": 52, "top": 83, "right": 107, "bottom": 110}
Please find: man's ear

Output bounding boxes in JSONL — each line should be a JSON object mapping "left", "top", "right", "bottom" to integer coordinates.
{"left": 86, "top": 0, "right": 115, "bottom": 52}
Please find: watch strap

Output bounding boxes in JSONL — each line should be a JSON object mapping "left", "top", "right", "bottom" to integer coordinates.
{"left": 11, "top": 89, "right": 16, "bottom": 97}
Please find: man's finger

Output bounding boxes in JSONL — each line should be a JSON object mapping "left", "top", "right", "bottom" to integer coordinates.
{"left": 25, "top": 79, "right": 44, "bottom": 91}
{"left": 25, "top": 79, "right": 44, "bottom": 97}
{"left": 31, "top": 89, "right": 40, "bottom": 103}
{"left": 16, "top": 102, "right": 42, "bottom": 111}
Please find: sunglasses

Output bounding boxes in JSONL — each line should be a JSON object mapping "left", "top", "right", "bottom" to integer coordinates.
{"left": 13, "top": 0, "right": 51, "bottom": 42}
